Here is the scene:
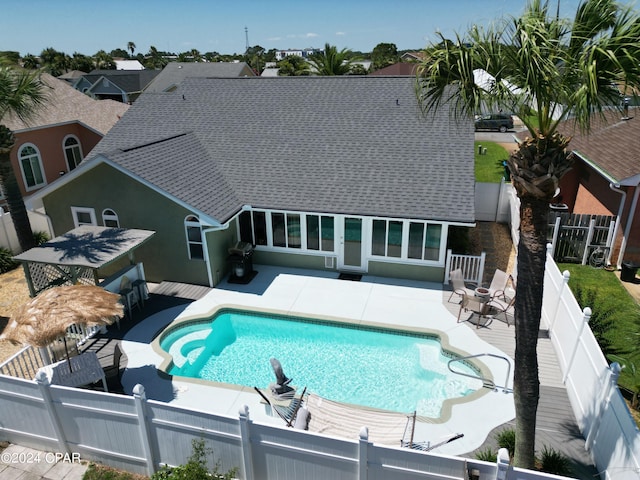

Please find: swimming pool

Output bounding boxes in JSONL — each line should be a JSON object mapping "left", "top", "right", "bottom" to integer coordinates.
{"left": 158, "top": 309, "right": 484, "bottom": 418}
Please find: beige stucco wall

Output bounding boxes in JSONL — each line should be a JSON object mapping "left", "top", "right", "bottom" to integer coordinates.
{"left": 42, "top": 162, "right": 214, "bottom": 285}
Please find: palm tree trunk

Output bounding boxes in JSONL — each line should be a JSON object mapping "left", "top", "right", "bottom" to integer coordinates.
{"left": 0, "top": 127, "right": 35, "bottom": 252}
{"left": 513, "top": 195, "right": 548, "bottom": 468}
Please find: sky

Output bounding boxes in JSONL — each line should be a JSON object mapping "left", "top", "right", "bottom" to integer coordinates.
{"left": 1, "top": 0, "right": 636, "bottom": 57}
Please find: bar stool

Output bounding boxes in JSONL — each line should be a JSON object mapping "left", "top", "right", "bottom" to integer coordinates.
{"left": 132, "top": 278, "right": 148, "bottom": 307}
{"left": 119, "top": 275, "right": 140, "bottom": 320}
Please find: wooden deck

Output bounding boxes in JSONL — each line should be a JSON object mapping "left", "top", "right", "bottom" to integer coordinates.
{"left": 443, "top": 292, "right": 597, "bottom": 478}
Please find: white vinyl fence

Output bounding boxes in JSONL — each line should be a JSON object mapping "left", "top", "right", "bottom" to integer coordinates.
{"left": 542, "top": 246, "right": 640, "bottom": 480}
{"left": 0, "top": 208, "right": 53, "bottom": 253}
{"left": 475, "top": 180, "right": 513, "bottom": 223}
{"left": 0, "top": 372, "right": 567, "bottom": 480}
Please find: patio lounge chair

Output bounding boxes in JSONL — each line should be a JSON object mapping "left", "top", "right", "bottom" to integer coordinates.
{"left": 487, "top": 269, "right": 509, "bottom": 298}
{"left": 448, "top": 269, "right": 477, "bottom": 303}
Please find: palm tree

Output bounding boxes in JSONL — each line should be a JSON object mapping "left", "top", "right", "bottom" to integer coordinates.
{"left": 127, "top": 41, "right": 136, "bottom": 57}
{"left": 277, "top": 55, "right": 311, "bottom": 76}
{"left": 0, "top": 67, "right": 46, "bottom": 251}
{"left": 308, "top": 43, "right": 354, "bottom": 75}
{"left": 93, "top": 50, "right": 115, "bottom": 70}
{"left": 416, "top": 0, "right": 640, "bottom": 469}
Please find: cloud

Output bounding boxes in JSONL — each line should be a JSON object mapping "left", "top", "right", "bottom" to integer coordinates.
{"left": 336, "top": 31, "right": 346, "bottom": 36}
{"left": 267, "top": 36, "right": 282, "bottom": 41}
{"left": 304, "top": 33, "right": 318, "bottom": 38}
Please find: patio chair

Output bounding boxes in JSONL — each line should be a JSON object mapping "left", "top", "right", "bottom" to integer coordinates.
{"left": 102, "top": 343, "right": 123, "bottom": 381}
{"left": 486, "top": 293, "right": 516, "bottom": 326}
{"left": 456, "top": 292, "right": 490, "bottom": 328}
{"left": 448, "top": 269, "right": 477, "bottom": 303}
{"left": 119, "top": 276, "right": 140, "bottom": 319}
{"left": 486, "top": 269, "right": 510, "bottom": 300}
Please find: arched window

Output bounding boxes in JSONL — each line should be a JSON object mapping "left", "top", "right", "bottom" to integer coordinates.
{"left": 102, "top": 209, "right": 119, "bottom": 228}
{"left": 185, "top": 215, "right": 204, "bottom": 260}
{"left": 63, "top": 136, "right": 83, "bottom": 171}
{"left": 18, "top": 144, "right": 45, "bottom": 190}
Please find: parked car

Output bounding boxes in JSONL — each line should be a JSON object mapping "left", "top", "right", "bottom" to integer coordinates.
{"left": 474, "top": 113, "right": 514, "bottom": 132}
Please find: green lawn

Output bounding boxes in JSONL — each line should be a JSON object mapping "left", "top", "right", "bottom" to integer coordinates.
{"left": 475, "top": 141, "right": 510, "bottom": 183}
{"left": 559, "top": 263, "right": 640, "bottom": 393}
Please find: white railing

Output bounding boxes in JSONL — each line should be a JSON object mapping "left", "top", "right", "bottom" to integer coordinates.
{"left": 0, "top": 373, "right": 570, "bottom": 480}
{"left": 542, "top": 245, "right": 640, "bottom": 480}
{"left": 0, "top": 323, "right": 103, "bottom": 378}
{"left": 445, "top": 249, "right": 486, "bottom": 286}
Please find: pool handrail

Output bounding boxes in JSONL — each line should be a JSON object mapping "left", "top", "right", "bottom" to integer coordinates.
{"left": 447, "top": 353, "right": 513, "bottom": 393}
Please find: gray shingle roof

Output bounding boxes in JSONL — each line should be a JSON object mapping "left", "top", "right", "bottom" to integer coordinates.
{"left": 144, "top": 62, "right": 255, "bottom": 93}
{"left": 90, "top": 76, "right": 475, "bottom": 223}
{"left": 82, "top": 70, "right": 161, "bottom": 93}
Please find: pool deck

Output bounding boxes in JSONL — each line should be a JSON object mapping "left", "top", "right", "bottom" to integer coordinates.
{"left": 95, "top": 264, "right": 596, "bottom": 475}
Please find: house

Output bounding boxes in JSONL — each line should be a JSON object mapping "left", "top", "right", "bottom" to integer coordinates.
{"left": 73, "top": 70, "right": 161, "bottom": 103}
{"left": 114, "top": 59, "right": 145, "bottom": 71}
{"left": 143, "top": 62, "right": 255, "bottom": 93}
{"left": 370, "top": 63, "right": 418, "bottom": 76}
{"left": 27, "top": 76, "right": 475, "bottom": 286}
{"left": 0, "top": 73, "right": 129, "bottom": 205}
{"left": 551, "top": 108, "right": 640, "bottom": 265}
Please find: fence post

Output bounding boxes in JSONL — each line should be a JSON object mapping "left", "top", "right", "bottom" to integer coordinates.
{"left": 549, "top": 268, "right": 570, "bottom": 332}
{"left": 582, "top": 219, "right": 596, "bottom": 265}
{"left": 495, "top": 448, "right": 510, "bottom": 480}
{"left": 35, "top": 370, "right": 70, "bottom": 454}
{"left": 358, "top": 427, "right": 369, "bottom": 480}
{"left": 133, "top": 384, "right": 156, "bottom": 475}
{"left": 477, "top": 252, "right": 486, "bottom": 286}
{"left": 444, "top": 249, "right": 453, "bottom": 284}
{"left": 563, "top": 307, "right": 591, "bottom": 383}
{"left": 238, "top": 405, "right": 255, "bottom": 480}
{"left": 585, "top": 363, "right": 622, "bottom": 451}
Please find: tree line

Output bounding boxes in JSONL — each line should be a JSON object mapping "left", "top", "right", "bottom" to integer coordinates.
{"left": 1, "top": 42, "right": 414, "bottom": 76}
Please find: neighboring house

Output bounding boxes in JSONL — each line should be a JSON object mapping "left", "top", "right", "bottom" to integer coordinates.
{"left": 57, "top": 70, "right": 86, "bottom": 85}
{"left": 114, "top": 59, "right": 145, "bottom": 70}
{"left": 73, "top": 70, "right": 161, "bottom": 103}
{"left": 143, "top": 62, "right": 255, "bottom": 93}
{"left": 0, "top": 73, "right": 129, "bottom": 205}
{"left": 27, "top": 77, "right": 475, "bottom": 286}
{"left": 550, "top": 108, "right": 640, "bottom": 265}
{"left": 274, "top": 48, "right": 320, "bottom": 61}
{"left": 370, "top": 63, "right": 418, "bottom": 76}
{"left": 400, "top": 51, "right": 426, "bottom": 62}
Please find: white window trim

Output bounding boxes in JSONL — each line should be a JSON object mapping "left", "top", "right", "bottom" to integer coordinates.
{"left": 102, "top": 208, "right": 119, "bottom": 228}
{"left": 239, "top": 208, "right": 447, "bottom": 266}
{"left": 71, "top": 206, "right": 97, "bottom": 228}
{"left": 63, "top": 135, "right": 83, "bottom": 171}
{"left": 18, "top": 143, "right": 47, "bottom": 191}
{"left": 185, "top": 215, "right": 204, "bottom": 260}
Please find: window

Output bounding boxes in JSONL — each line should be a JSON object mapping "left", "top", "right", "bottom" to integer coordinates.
{"left": 102, "top": 209, "right": 119, "bottom": 228}
{"left": 270, "top": 212, "right": 301, "bottom": 249}
{"left": 408, "top": 222, "right": 442, "bottom": 261}
{"left": 185, "top": 215, "right": 204, "bottom": 260}
{"left": 63, "top": 136, "right": 83, "bottom": 171}
{"left": 371, "top": 219, "right": 402, "bottom": 258}
{"left": 253, "top": 211, "right": 267, "bottom": 245}
{"left": 18, "top": 144, "right": 45, "bottom": 190}
{"left": 71, "top": 207, "right": 97, "bottom": 227}
{"left": 306, "top": 215, "right": 334, "bottom": 252}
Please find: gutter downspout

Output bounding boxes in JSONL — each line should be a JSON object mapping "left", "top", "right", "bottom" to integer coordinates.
{"left": 608, "top": 183, "right": 626, "bottom": 269}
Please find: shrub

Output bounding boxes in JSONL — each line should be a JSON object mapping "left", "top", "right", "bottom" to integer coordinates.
{"left": 537, "top": 445, "right": 572, "bottom": 476}
{"left": 572, "top": 285, "right": 615, "bottom": 354}
{"left": 474, "top": 446, "right": 497, "bottom": 462}
{"left": 151, "top": 438, "right": 237, "bottom": 480}
{"left": 0, "top": 247, "right": 18, "bottom": 274}
{"left": 495, "top": 428, "right": 516, "bottom": 459}
{"left": 33, "top": 230, "right": 50, "bottom": 246}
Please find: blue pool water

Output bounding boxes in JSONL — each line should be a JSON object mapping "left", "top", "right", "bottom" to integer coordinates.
{"left": 159, "top": 309, "right": 483, "bottom": 417}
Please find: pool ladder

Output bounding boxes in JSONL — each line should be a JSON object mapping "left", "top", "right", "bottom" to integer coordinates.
{"left": 447, "top": 353, "right": 513, "bottom": 394}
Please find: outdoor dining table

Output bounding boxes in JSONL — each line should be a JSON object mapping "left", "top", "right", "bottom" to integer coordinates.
{"left": 37, "top": 351, "right": 108, "bottom": 392}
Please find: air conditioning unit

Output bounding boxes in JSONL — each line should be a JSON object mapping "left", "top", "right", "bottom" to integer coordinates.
{"left": 324, "top": 256, "right": 336, "bottom": 269}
